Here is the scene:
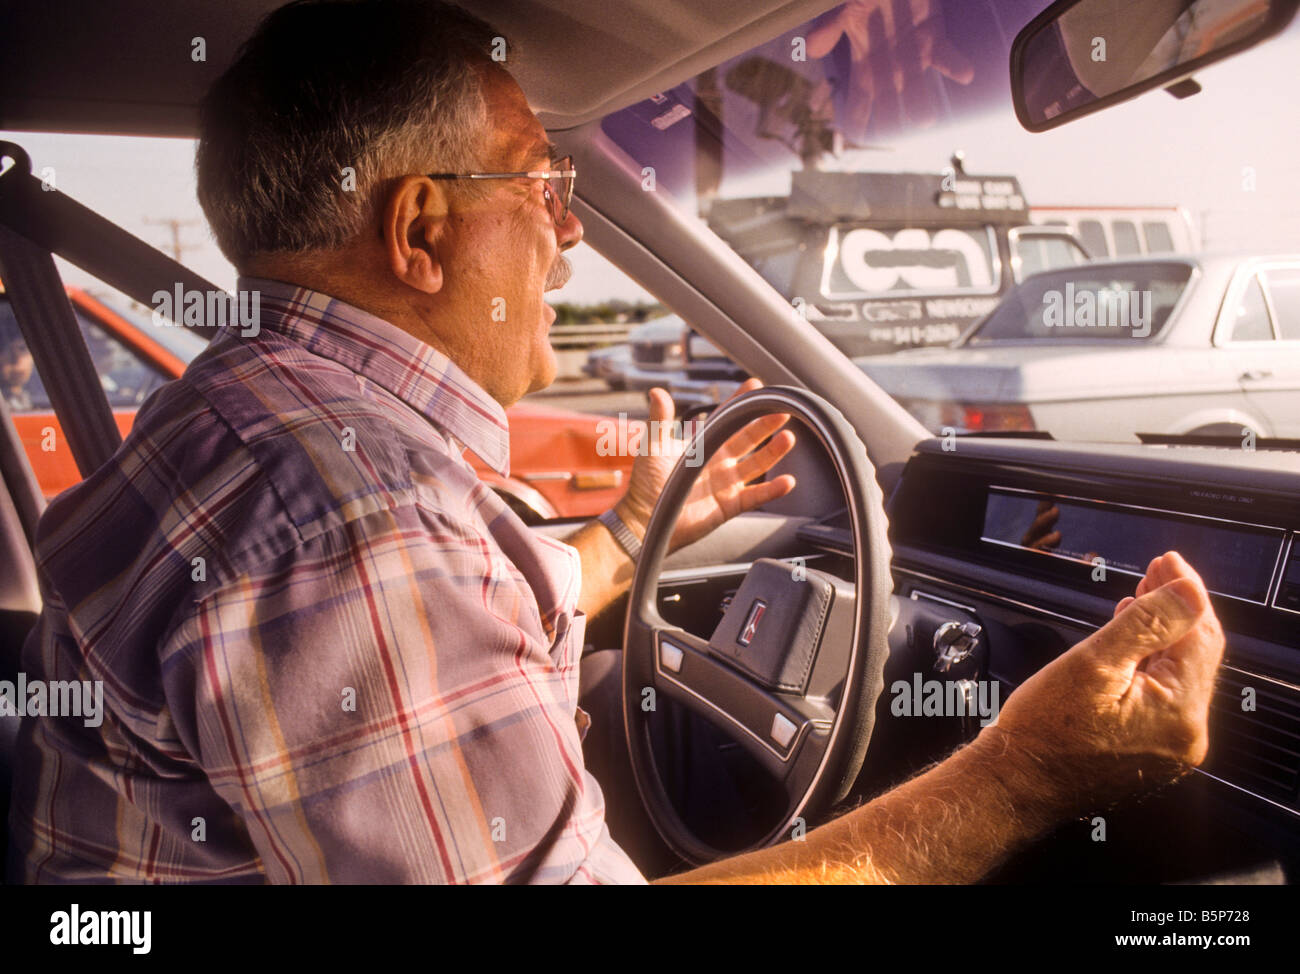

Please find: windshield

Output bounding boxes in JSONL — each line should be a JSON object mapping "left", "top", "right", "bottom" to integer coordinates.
{"left": 963, "top": 262, "right": 1193, "bottom": 344}
{"left": 599, "top": 0, "right": 1300, "bottom": 443}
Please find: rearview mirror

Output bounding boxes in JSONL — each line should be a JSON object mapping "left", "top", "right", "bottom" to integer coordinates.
{"left": 1010, "top": 0, "right": 1299, "bottom": 131}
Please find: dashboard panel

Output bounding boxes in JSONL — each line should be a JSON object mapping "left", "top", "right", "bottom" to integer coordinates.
{"left": 799, "top": 438, "right": 1300, "bottom": 840}
{"left": 618, "top": 432, "right": 1300, "bottom": 879}
{"left": 980, "top": 486, "right": 1285, "bottom": 607}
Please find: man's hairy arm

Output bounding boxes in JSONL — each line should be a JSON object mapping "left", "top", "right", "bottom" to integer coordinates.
{"left": 660, "top": 552, "right": 1226, "bottom": 884}
{"left": 658, "top": 725, "right": 1052, "bottom": 884}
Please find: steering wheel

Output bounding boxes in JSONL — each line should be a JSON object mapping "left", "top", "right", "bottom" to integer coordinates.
{"left": 621, "top": 385, "right": 894, "bottom": 863}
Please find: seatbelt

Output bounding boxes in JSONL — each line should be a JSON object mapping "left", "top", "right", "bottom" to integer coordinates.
{"left": 0, "top": 221, "right": 123, "bottom": 476}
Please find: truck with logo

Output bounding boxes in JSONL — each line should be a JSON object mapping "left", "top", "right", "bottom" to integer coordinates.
{"left": 671, "top": 167, "right": 1090, "bottom": 407}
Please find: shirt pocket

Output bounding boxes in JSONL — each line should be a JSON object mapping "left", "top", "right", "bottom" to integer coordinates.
{"left": 555, "top": 609, "right": 587, "bottom": 673}
{"left": 548, "top": 609, "right": 587, "bottom": 716}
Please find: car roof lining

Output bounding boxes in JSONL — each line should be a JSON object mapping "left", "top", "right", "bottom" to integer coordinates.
{"left": 0, "top": 0, "right": 841, "bottom": 137}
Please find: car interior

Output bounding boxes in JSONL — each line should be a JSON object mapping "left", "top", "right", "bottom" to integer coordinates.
{"left": 1, "top": 0, "right": 1299, "bottom": 884}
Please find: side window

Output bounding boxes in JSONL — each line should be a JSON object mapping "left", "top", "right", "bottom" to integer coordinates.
{"left": 1041, "top": 235, "right": 1085, "bottom": 270}
{"left": 3, "top": 284, "right": 196, "bottom": 503}
{"left": 1112, "top": 220, "right": 1141, "bottom": 256}
{"left": 0, "top": 300, "right": 47, "bottom": 413}
{"left": 1142, "top": 221, "right": 1175, "bottom": 253}
{"left": 1012, "top": 234, "right": 1085, "bottom": 282}
{"left": 1013, "top": 236, "right": 1046, "bottom": 279}
{"left": 76, "top": 313, "right": 171, "bottom": 408}
{"left": 1, "top": 292, "right": 174, "bottom": 415}
{"left": 1013, "top": 232, "right": 1086, "bottom": 280}
{"left": 1077, "top": 219, "right": 1109, "bottom": 258}
{"left": 1229, "top": 276, "right": 1274, "bottom": 342}
{"left": 1262, "top": 267, "right": 1300, "bottom": 340}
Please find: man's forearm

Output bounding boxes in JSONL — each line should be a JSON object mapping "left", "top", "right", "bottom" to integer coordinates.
{"left": 658, "top": 725, "right": 1065, "bottom": 884}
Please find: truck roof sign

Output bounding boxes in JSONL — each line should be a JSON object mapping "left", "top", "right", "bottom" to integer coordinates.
{"left": 786, "top": 171, "right": 1029, "bottom": 225}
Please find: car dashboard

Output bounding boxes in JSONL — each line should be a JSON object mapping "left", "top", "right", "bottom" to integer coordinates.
{"left": 882, "top": 438, "right": 1299, "bottom": 804}
{"left": 639, "top": 435, "right": 1300, "bottom": 880}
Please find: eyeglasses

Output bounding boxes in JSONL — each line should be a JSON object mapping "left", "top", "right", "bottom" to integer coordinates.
{"left": 427, "top": 155, "right": 576, "bottom": 225}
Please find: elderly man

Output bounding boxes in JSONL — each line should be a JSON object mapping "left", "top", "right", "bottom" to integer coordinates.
{"left": 7, "top": 0, "right": 1224, "bottom": 884}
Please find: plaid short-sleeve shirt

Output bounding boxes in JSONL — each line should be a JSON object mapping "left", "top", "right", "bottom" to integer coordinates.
{"left": 7, "top": 277, "right": 645, "bottom": 884}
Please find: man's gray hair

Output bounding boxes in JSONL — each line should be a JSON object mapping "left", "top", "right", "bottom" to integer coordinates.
{"left": 197, "top": 0, "right": 503, "bottom": 266}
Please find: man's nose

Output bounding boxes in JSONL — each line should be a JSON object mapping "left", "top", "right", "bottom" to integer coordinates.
{"left": 556, "top": 207, "right": 583, "bottom": 252}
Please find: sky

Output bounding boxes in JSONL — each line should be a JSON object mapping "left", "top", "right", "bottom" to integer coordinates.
{"left": 854, "top": 22, "right": 1300, "bottom": 253}
{"left": 717, "top": 16, "right": 1300, "bottom": 254}
{"left": 3, "top": 14, "right": 1297, "bottom": 305}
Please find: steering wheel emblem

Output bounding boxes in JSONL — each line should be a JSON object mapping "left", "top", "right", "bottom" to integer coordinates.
{"left": 737, "top": 600, "right": 767, "bottom": 646}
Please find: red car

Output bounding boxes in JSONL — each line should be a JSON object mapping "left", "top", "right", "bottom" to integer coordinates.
{"left": 1, "top": 284, "right": 631, "bottom": 519}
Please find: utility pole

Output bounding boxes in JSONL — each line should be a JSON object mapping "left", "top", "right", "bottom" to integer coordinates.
{"left": 144, "top": 216, "right": 203, "bottom": 262}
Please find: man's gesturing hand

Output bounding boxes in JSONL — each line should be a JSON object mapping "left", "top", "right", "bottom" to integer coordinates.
{"left": 989, "top": 551, "right": 1226, "bottom": 819}
{"left": 615, "top": 379, "right": 797, "bottom": 552}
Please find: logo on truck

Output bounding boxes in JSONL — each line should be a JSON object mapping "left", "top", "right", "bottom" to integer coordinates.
{"left": 826, "top": 227, "right": 997, "bottom": 298}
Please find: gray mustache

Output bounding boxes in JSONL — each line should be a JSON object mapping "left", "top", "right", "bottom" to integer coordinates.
{"left": 545, "top": 255, "right": 572, "bottom": 291}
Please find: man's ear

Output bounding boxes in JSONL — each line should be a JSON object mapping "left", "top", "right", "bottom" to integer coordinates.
{"left": 380, "top": 175, "right": 450, "bottom": 294}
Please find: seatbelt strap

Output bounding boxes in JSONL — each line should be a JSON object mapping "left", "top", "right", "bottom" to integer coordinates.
{"left": 0, "top": 221, "right": 123, "bottom": 476}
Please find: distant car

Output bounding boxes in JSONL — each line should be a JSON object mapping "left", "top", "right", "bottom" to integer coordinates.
{"left": 619, "top": 314, "right": 689, "bottom": 391}
{"left": 582, "top": 341, "right": 631, "bottom": 389}
{"left": 1, "top": 286, "right": 631, "bottom": 519}
{"left": 668, "top": 328, "right": 743, "bottom": 412}
{"left": 854, "top": 254, "right": 1300, "bottom": 439}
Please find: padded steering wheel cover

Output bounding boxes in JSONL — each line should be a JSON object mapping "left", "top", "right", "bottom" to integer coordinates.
{"left": 621, "top": 386, "right": 894, "bottom": 864}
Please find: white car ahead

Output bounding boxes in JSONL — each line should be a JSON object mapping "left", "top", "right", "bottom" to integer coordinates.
{"left": 855, "top": 253, "right": 1300, "bottom": 441}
